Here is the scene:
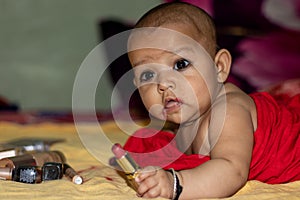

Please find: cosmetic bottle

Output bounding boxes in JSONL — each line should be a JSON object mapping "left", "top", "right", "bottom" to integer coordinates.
{"left": 0, "top": 166, "right": 42, "bottom": 183}
{"left": 112, "top": 143, "right": 140, "bottom": 191}
{"left": 14, "top": 166, "right": 43, "bottom": 183}
{"left": 0, "top": 162, "right": 64, "bottom": 183}
{"left": 42, "top": 162, "right": 63, "bottom": 181}
{"left": 0, "top": 151, "right": 66, "bottom": 169}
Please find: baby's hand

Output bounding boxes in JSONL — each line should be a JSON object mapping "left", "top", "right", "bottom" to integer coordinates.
{"left": 135, "top": 166, "right": 174, "bottom": 199}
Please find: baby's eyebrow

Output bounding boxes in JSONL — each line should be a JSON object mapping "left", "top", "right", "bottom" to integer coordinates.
{"left": 173, "top": 46, "right": 194, "bottom": 55}
{"left": 131, "top": 46, "right": 195, "bottom": 67}
{"left": 131, "top": 58, "right": 149, "bottom": 68}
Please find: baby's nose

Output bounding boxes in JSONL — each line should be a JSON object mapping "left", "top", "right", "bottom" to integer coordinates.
{"left": 157, "top": 73, "right": 175, "bottom": 93}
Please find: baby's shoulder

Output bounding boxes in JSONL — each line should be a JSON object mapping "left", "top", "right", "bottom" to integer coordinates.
{"left": 223, "top": 83, "right": 253, "bottom": 107}
{"left": 214, "top": 83, "right": 257, "bottom": 120}
{"left": 220, "top": 83, "right": 257, "bottom": 130}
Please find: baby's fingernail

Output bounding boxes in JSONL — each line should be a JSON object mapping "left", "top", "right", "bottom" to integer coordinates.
{"left": 135, "top": 177, "right": 140, "bottom": 183}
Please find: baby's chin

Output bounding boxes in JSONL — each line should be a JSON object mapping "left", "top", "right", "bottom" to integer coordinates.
{"left": 147, "top": 105, "right": 167, "bottom": 120}
{"left": 149, "top": 108, "right": 186, "bottom": 125}
{"left": 150, "top": 111, "right": 167, "bottom": 122}
{"left": 162, "top": 113, "right": 185, "bottom": 125}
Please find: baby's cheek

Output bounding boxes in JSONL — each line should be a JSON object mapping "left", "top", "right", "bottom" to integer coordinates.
{"left": 139, "top": 89, "right": 156, "bottom": 106}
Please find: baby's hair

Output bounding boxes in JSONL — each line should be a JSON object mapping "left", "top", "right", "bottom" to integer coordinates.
{"left": 134, "top": 2, "right": 217, "bottom": 56}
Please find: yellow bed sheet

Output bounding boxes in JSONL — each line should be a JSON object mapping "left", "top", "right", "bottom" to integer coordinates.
{"left": 0, "top": 121, "right": 299, "bottom": 200}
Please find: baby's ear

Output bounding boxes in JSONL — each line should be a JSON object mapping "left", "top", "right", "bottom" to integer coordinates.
{"left": 214, "top": 49, "right": 232, "bottom": 83}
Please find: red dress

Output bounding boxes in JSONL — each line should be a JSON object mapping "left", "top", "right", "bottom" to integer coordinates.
{"left": 123, "top": 92, "right": 300, "bottom": 184}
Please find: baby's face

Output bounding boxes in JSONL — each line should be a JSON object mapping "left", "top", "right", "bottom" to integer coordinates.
{"left": 128, "top": 24, "right": 219, "bottom": 124}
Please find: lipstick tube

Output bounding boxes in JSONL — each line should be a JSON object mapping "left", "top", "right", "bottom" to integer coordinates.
{"left": 112, "top": 143, "right": 140, "bottom": 191}
{"left": 0, "top": 151, "right": 66, "bottom": 169}
{"left": 63, "top": 163, "right": 83, "bottom": 185}
{"left": 0, "top": 147, "right": 26, "bottom": 160}
{"left": 0, "top": 167, "right": 13, "bottom": 180}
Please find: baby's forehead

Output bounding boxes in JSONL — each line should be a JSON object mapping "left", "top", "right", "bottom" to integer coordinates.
{"left": 128, "top": 28, "right": 213, "bottom": 69}
{"left": 128, "top": 26, "right": 205, "bottom": 53}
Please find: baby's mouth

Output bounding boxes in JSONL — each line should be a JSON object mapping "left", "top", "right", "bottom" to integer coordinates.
{"left": 164, "top": 97, "right": 183, "bottom": 112}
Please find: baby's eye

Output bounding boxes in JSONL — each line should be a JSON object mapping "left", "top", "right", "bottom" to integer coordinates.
{"left": 140, "top": 70, "right": 155, "bottom": 82}
{"left": 173, "top": 59, "right": 190, "bottom": 71}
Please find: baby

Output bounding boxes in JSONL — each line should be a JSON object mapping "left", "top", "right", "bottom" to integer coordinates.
{"left": 123, "top": 2, "right": 300, "bottom": 199}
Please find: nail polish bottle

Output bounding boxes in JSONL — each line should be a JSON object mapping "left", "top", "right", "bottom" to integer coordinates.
{"left": 42, "top": 162, "right": 63, "bottom": 181}
{"left": 0, "top": 162, "right": 64, "bottom": 183}
{"left": 0, "top": 166, "right": 42, "bottom": 183}
{"left": 13, "top": 166, "right": 42, "bottom": 184}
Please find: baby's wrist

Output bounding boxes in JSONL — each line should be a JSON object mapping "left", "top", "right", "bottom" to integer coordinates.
{"left": 167, "top": 168, "right": 183, "bottom": 200}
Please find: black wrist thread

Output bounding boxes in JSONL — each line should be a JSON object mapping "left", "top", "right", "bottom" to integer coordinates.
{"left": 167, "top": 168, "right": 183, "bottom": 200}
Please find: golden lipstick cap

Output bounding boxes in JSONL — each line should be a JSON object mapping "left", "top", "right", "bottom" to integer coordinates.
{"left": 0, "top": 167, "right": 13, "bottom": 180}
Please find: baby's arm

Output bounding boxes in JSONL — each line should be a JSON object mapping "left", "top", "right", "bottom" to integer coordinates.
{"left": 136, "top": 99, "right": 254, "bottom": 199}
{"left": 179, "top": 102, "right": 254, "bottom": 199}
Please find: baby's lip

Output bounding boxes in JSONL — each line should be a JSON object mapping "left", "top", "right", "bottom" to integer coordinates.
{"left": 164, "top": 97, "right": 183, "bottom": 109}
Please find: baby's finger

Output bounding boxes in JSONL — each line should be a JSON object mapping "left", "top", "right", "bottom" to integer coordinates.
{"left": 141, "top": 186, "right": 161, "bottom": 198}
{"left": 137, "top": 175, "right": 159, "bottom": 197}
{"left": 135, "top": 166, "right": 160, "bottom": 182}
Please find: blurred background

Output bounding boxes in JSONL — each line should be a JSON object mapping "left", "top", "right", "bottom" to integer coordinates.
{"left": 0, "top": 0, "right": 299, "bottom": 120}
{"left": 0, "top": 0, "right": 161, "bottom": 112}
